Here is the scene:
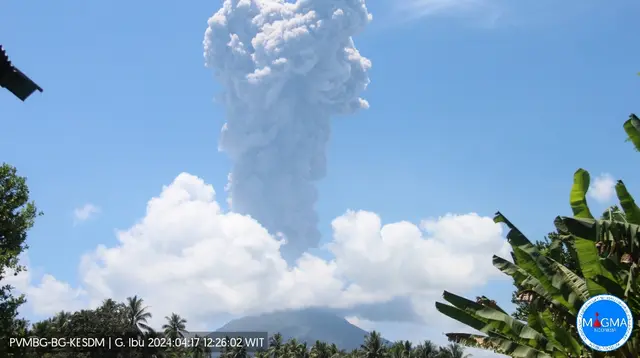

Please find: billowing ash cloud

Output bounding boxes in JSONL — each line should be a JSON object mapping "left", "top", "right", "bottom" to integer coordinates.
{"left": 204, "top": 0, "right": 372, "bottom": 263}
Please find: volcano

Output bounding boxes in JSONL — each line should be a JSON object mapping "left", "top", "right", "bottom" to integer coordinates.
{"left": 217, "top": 308, "right": 390, "bottom": 351}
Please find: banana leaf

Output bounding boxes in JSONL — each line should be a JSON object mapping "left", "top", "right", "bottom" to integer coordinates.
{"left": 615, "top": 180, "right": 640, "bottom": 225}
{"left": 569, "top": 169, "right": 594, "bottom": 219}
{"left": 440, "top": 291, "right": 546, "bottom": 342}
{"left": 624, "top": 114, "right": 640, "bottom": 152}
{"left": 494, "top": 213, "right": 585, "bottom": 313}
{"left": 557, "top": 216, "right": 640, "bottom": 268}
{"left": 445, "top": 333, "right": 553, "bottom": 358}
{"left": 535, "top": 309, "right": 583, "bottom": 356}
{"left": 493, "top": 255, "right": 571, "bottom": 312}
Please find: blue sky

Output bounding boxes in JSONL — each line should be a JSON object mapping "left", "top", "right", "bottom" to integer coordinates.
{"left": 2, "top": 0, "right": 640, "bottom": 355}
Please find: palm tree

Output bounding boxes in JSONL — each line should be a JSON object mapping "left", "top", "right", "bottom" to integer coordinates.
{"left": 221, "top": 336, "right": 234, "bottom": 358}
{"left": 389, "top": 342, "right": 405, "bottom": 358}
{"left": 189, "top": 334, "right": 213, "bottom": 358}
{"left": 412, "top": 341, "right": 439, "bottom": 358}
{"left": 283, "top": 338, "right": 300, "bottom": 358}
{"left": 437, "top": 344, "right": 470, "bottom": 358}
{"left": 255, "top": 349, "right": 270, "bottom": 358}
{"left": 361, "top": 331, "right": 388, "bottom": 358}
{"left": 402, "top": 341, "right": 412, "bottom": 356}
{"left": 51, "top": 311, "right": 72, "bottom": 334}
{"left": 125, "top": 295, "right": 152, "bottom": 333}
{"left": 310, "top": 340, "right": 331, "bottom": 358}
{"left": 143, "top": 329, "right": 167, "bottom": 357}
{"left": 328, "top": 343, "right": 343, "bottom": 358}
{"left": 31, "top": 319, "right": 54, "bottom": 337}
{"left": 96, "top": 298, "right": 127, "bottom": 334}
{"left": 269, "top": 333, "right": 284, "bottom": 358}
{"left": 160, "top": 313, "right": 188, "bottom": 358}
{"left": 230, "top": 342, "right": 249, "bottom": 358}
{"left": 297, "top": 341, "right": 310, "bottom": 358}
{"left": 162, "top": 313, "right": 188, "bottom": 339}
{"left": 100, "top": 298, "right": 118, "bottom": 311}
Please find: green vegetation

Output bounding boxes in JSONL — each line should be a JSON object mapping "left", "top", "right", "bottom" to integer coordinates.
{"left": 435, "top": 115, "right": 640, "bottom": 357}
{"left": 624, "top": 114, "right": 640, "bottom": 152}
{"left": 6, "top": 296, "right": 470, "bottom": 357}
{"left": 0, "top": 163, "right": 41, "bottom": 357}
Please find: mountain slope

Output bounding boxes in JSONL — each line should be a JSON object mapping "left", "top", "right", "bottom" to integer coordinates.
{"left": 217, "top": 308, "right": 384, "bottom": 351}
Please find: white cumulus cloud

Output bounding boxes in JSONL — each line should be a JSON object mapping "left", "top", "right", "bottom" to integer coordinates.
{"left": 73, "top": 203, "right": 100, "bottom": 224}
{"left": 588, "top": 173, "right": 616, "bottom": 203}
{"left": 4, "top": 258, "right": 86, "bottom": 316}
{"left": 10, "top": 173, "right": 511, "bottom": 331}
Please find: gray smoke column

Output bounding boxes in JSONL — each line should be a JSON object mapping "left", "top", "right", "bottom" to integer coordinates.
{"left": 204, "top": 0, "right": 372, "bottom": 263}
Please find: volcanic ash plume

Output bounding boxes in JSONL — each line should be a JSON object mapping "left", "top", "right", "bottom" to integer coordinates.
{"left": 204, "top": 0, "right": 372, "bottom": 263}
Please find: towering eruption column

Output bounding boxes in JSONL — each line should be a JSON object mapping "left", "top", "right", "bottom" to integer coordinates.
{"left": 204, "top": 0, "right": 372, "bottom": 263}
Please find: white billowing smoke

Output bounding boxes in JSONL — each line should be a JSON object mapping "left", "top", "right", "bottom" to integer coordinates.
{"left": 204, "top": 0, "right": 372, "bottom": 263}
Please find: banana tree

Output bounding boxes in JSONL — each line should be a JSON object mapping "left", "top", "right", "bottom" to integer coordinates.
{"left": 435, "top": 117, "right": 640, "bottom": 357}
{"left": 436, "top": 211, "right": 590, "bottom": 357}
{"left": 437, "top": 213, "right": 639, "bottom": 356}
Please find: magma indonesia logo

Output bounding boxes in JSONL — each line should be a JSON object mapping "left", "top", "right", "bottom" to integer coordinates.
{"left": 577, "top": 294, "right": 633, "bottom": 352}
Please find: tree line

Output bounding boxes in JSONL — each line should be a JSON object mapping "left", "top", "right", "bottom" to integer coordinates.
{"left": 7, "top": 294, "right": 470, "bottom": 357}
